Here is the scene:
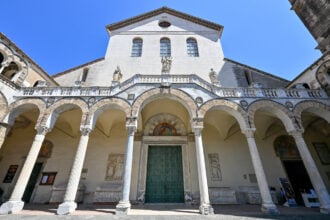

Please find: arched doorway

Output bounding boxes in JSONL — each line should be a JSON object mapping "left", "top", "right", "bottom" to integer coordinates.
{"left": 144, "top": 114, "right": 186, "bottom": 203}
{"left": 274, "top": 135, "right": 313, "bottom": 205}
{"left": 135, "top": 95, "right": 192, "bottom": 204}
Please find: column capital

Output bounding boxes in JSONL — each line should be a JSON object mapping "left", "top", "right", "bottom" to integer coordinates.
{"left": 241, "top": 128, "right": 256, "bottom": 138}
{"left": 288, "top": 129, "right": 304, "bottom": 138}
{"left": 191, "top": 117, "right": 204, "bottom": 135}
{"left": 35, "top": 126, "right": 51, "bottom": 135}
{"left": 80, "top": 127, "right": 92, "bottom": 136}
{"left": 0, "top": 122, "right": 11, "bottom": 128}
{"left": 126, "top": 117, "right": 137, "bottom": 136}
{"left": 0, "top": 60, "right": 10, "bottom": 67}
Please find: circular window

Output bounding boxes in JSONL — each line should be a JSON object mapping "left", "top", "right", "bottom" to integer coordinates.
{"left": 159, "top": 21, "right": 171, "bottom": 28}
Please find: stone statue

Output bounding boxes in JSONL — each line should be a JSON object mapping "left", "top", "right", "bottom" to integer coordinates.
{"left": 209, "top": 68, "right": 218, "bottom": 84}
{"left": 161, "top": 56, "right": 172, "bottom": 73}
{"left": 112, "top": 66, "right": 122, "bottom": 81}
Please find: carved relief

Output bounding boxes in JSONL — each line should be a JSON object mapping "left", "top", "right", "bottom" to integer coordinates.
{"left": 105, "top": 154, "right": 124, "bottom": 181}
{"left": 208, "top": 153, "right": 222, "bottom": 181}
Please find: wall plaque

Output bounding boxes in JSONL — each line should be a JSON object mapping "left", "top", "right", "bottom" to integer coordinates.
{"left": 208, "top": 153, "right": 222, "bottom": 181}
{"left": 3, "top": 165, "right": 19, "bottom": 183}
{"left": 105, "top": 154, "right": 124, "bottom": 181}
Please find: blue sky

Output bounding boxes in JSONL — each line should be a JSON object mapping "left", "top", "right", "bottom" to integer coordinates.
{"left": 0, "top": 0, "right": 321, "bottom": 80}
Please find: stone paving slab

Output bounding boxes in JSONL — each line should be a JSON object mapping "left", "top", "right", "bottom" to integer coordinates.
{"left": 0, "top": 204, "right": 329, "bottom": 220}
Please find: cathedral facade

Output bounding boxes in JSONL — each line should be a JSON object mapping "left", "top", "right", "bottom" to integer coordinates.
{"left": 0, "top": 6, "right": 329, "bottom": 215}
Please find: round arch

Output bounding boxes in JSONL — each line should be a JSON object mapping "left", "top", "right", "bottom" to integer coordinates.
{"left": 316, "top": 59, "right": 330, "bottom": 95}
{"left": 4, "top": 98, "right": 46, "bottom": 125}
{"left": 199, "top": 99, "right": 249, "bottom": 131}
{"left": 43, "top": 98, "right": 88, "bottom": 129}
{"left": 294, "top": 101, "right": 330, "bottom": 124}
{"left": 0, "top": 42, "right": 14, "bottom": 64}
{"left": 248, "top": 100, "right": 298, "bottom": 132}
{"left": 131, "top": 88, "right": 197, "bottom": 119}
{"left": 88, "top": 98, "right": 131, "bottom": 129}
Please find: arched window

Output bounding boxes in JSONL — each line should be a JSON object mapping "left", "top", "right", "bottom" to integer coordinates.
{"left": 131, "top": 38, "right": 143, "bottom": 57}
{"left": 186, "top": 38, "right": 199, "bottom": 57}
{"left": 160, "top": 38, "right": 171, "bottom": 57}
{"left": 2, "top": 62, "right": 19, "bottom": 80}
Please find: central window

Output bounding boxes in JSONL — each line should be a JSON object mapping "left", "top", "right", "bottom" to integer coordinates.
{"left": 160, "top": 38, "right": 171, "bottom": 57}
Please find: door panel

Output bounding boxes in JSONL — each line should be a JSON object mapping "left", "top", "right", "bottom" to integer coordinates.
{"left": 145, "top": 146, "right": 184, "bottom": 203}
{"left": 283, "top": 160, "right": 313, "bottom": 205}
{"left": 22, "top": 162, "right": 43, "bottom": 203}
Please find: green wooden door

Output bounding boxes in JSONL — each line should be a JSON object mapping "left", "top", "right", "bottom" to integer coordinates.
{"left": 145, "top": 146, "right": 184, "bottom": 203}
{"left": 22, "top": 162, "right": 43, "bottom": 203}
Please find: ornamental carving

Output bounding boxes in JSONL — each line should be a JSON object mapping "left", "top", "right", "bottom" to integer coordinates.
{"left": 144, "top": 113, "right": 186, "bottom": 136}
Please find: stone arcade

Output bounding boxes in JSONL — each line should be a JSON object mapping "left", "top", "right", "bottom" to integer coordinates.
{"left": 0, "top": 5, "right": 330, "bottom": 216}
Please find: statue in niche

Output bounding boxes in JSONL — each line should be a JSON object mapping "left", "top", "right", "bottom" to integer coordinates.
{"left": 105, "top": 154, "right": 124, "bottom": 181}
{"left": 161, "top": 56, "right": 172, "bottom": 74}
{"left": 112, "top": 66, "right": 122, "bottom": 81}
{"left": 208, "top": 153, "right": 222, "bottom": 181}
{"left": 209, "top": 68, "right": 219, "bottom": 84}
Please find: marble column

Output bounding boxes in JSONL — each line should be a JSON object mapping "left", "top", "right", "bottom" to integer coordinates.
{"left": 290, "top": 130, "right": 330, "bottom": 214}
{"left": 57, "top": 128, "right": 91, "bottom": 215}
{"left": 193, "top": 124, "right": 213, "bottom": 215}
{"left": 0, "top": 126, "right": 50, "bottom": 214}
{"left": 242, "top": 129, "right": 278, "bottom": 214}
{"left": 116, "top": 123, "right": 136, "bottom": 215}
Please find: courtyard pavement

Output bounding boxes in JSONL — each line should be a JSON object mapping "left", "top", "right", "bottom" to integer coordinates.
{"left": 0, "top": 204, "right": 329, "bottom": 220}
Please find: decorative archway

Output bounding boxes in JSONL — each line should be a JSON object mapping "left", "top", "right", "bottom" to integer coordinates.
{"left": 132, "top": 88, "right": 197, "bottom": 119}
{"left": 248, "top": 100, "right": 298, "bottom": 132}
{"left": 88, "top": 98, "right": 131, "bottom": 129}
{"left": 199, "top": 99, "right": 249, "bottom": 131}
{"left": 143, "top": 113, "right": 187, "bottom": 136}
{"left": 42, "top": 98, "right": 88, "bottom": 129}
{"left": 294, "top": 101, "right": 330, "bottom": 125}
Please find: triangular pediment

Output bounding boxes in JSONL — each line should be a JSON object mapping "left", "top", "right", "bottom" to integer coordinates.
{"left": 106, "top": 7, "right": 223, "bottom": 35}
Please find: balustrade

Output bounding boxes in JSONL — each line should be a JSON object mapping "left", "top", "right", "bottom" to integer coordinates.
{"left": 13, "top": 74, "right": 327, "bottom": 100}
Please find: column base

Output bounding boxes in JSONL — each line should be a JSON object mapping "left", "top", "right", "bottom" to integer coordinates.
{"left": 57, "top": 201, "right": 77, "bottom": 215}
{"left": 320, "top": 204, "right": 330, "bottom": 214}
{"left": 199, "top": 203, "right": 214, "bottom": 215}
{"left": 116, "top": 201, "right": 131, "bottom": 215}
{"left": 0, "top": 200, "right": 24, "bottom": 214}
{"left": 261, "top": 203, "right": 279, "bottom": 215}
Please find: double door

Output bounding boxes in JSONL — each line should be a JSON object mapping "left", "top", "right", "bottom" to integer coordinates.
{"left": 145, "top": 146, "right": 184, "bottom": 203}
